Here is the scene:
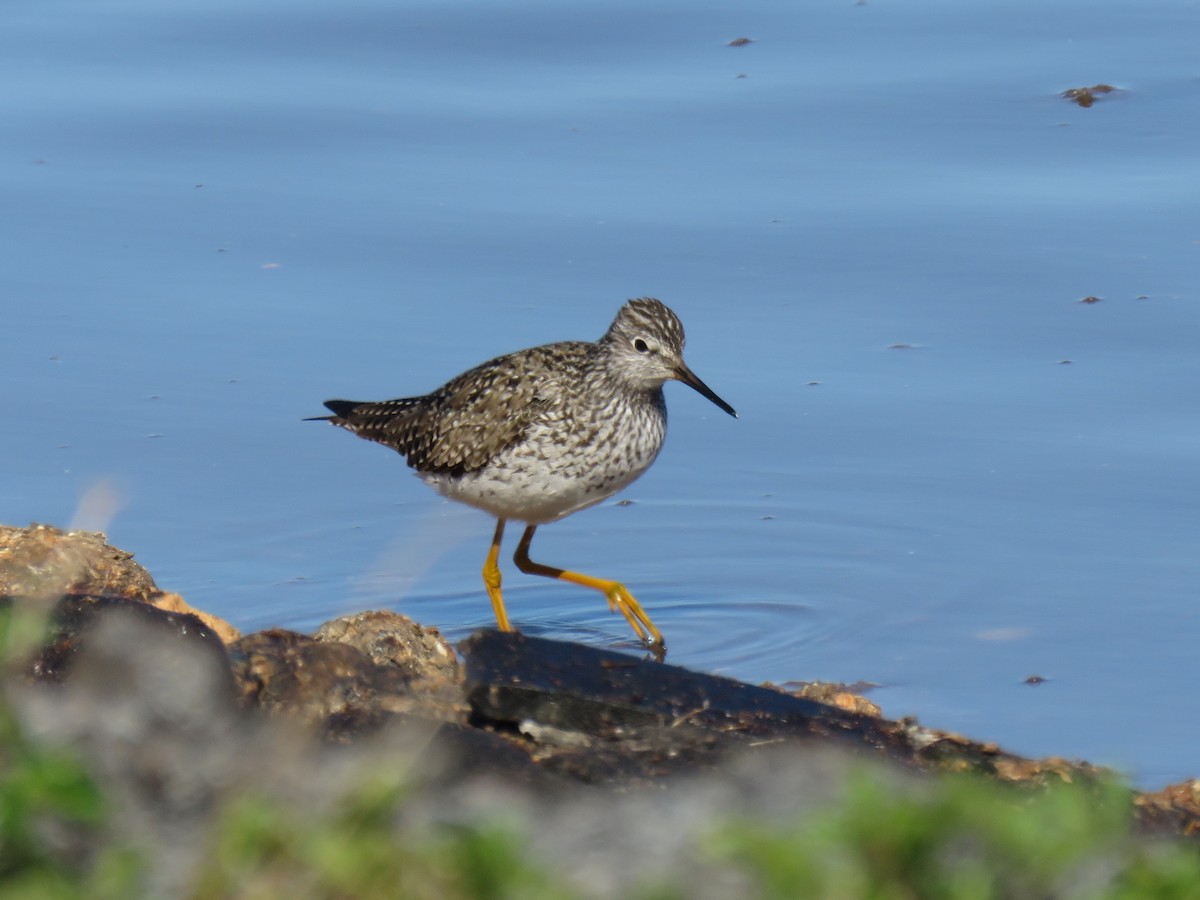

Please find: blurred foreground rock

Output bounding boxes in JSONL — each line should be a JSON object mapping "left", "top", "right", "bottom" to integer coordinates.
{"left": 1, "top": 522, "right": 1199, "bottom": 893}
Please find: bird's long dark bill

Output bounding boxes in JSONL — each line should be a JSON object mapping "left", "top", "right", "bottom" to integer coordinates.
{"left": 674, "top": 363, "right": 737, "bottom": 418}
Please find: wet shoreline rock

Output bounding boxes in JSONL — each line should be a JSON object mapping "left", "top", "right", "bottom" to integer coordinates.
{"left": 0, "top": 522, "right": 239, "bottom": 643}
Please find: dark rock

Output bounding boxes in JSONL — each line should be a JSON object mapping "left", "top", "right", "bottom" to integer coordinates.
{"left": 313, "top": 609, "right": 460, "bottom": 686}
{"left": 1, "top": 593, "right": 230, "bottom": 688}
{"left": 411, "top": 720, "right": 572, "bottom": 793}
{"left": 229, "top": 627, "right": 467, "bottom": 737}
{"left": 460, "top": 630, "right": 914, "bottom": 783}
{"left": 314, "top": 610, "right": 453, "bottom": 668}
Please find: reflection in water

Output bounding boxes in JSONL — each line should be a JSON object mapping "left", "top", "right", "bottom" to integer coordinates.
{"left": 69, "top": 480, "right": 127, "bottom": 534}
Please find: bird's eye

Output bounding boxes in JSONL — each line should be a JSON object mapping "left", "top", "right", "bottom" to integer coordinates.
{"left": 634, "top": 339, "right": 650, "bottom": 353}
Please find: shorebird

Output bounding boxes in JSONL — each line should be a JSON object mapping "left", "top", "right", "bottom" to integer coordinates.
{"left": 309, "top": 298, "right": 736, "bottom": 655}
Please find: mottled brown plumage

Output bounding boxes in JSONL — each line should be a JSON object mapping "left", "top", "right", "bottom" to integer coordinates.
{"left": 310, "top": 298, "right": 735, "bottom": 655}
{"left": 322, "top": 342, "right": 583, "bottom": 478}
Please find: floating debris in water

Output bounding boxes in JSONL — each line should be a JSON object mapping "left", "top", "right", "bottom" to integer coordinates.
{"left": 1062, "top": 84, "right": 1118, "bottom": 107}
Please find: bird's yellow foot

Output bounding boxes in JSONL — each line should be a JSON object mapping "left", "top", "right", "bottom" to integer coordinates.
{"left": 602, "top": 582, "right": 665, "bottom": 656}
{"left": 513, "top": 523, "right": 667, "bottom": 658}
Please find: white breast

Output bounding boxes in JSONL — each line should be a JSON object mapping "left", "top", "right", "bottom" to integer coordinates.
{"left": 423, "top": 399, "right": 666, "bottom": 525}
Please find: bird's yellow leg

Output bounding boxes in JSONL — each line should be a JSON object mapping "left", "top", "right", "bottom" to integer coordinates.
{"left": 513, "top": 524, "right": 666, "bottom": 654}
{"left": 482, "top": 519, "right": 513, "bottom": 631}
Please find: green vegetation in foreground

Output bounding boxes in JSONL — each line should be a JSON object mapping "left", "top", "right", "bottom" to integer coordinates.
{"left": 0, "top": 699, "right": 139, "bottom": 900}
{"left": 0, "top": 605, "right": 137, "bottom": 900}
{"left": 190, "top": 777, "right": 568, "bottom": 900}
{"left": 4, "top": 737, "right": 1200, "bottom": 899}
{"left": 710, "top": 773, "right": 1200, "bottom": 900}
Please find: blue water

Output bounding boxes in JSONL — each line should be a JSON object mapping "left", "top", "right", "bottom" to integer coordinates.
{"left": 4, "top": 0, "right": 1199, "bottom": 787}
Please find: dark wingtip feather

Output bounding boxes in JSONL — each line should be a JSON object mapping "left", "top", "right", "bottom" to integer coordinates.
{"left": 304, "top": 399, "right": 364, "bottom": 423}
{"left": 323, "top": 399, "right": 361, "bottom": 418}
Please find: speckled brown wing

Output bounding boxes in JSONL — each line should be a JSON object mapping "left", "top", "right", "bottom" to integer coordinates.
{"left": 320, "top": 342, "right": 589, "bottom": 477}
